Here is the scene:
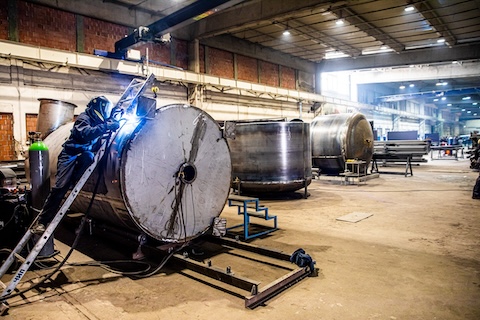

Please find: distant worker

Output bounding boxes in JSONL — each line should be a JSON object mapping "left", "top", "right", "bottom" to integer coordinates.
{"left": 474, "top": 174, "right": 480, "bottom": 200}
{"left": 32, "top": 96, "right": 121, "bottom": 234}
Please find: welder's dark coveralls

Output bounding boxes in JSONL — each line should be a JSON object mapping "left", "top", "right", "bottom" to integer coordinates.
{"left": 37, "top": 96, "right": 119, "bottom": 226}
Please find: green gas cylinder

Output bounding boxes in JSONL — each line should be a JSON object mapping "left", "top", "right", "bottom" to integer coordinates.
{"left": 28, "top": 139, "right": 50, "bottom": 211}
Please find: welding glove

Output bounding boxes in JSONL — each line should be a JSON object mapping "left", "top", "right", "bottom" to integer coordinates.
{"left": 105, "top": 118, "right": 120, "bottom": 131}
{"left": 110, "top": 106, "right": 124, "bottom": 121}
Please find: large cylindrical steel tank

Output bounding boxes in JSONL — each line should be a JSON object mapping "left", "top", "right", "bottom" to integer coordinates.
{"left": 227, "top": 120, "right": 311, "bottom": 193}
{"left": 37, "top": 99, "right": 77, "bottom": 139}
{"left": 44, "top": 104, "right": 232, "bottom": 243}
{"left": 311, "top": 113, "right": 373, "bottom": 174}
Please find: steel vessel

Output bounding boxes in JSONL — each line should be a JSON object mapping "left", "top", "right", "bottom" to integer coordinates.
{"left": 44, "top": 104, "right": 232, "bottom": 242}
{"left": 227, "top": 120, "right": 311, "bottom": 193}
{"left": 311, "top": 113, "right": 373, "bottom": 174}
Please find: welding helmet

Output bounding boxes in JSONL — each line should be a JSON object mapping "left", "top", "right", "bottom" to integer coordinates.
{"left": 86, "top": 96, "right": 112, "bottom": 122}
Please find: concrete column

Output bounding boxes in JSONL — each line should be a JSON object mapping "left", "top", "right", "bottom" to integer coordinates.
{"left": 170, "top": 37, "right": 176, "bottom": 67}
{"left": 349, "top": 73, "right": 358, "bottom": 102}
{"left": 233, "top": 53, "right": 238, "bottom": 80}
{"left": 419, "top": 120, "right": 426, "bottom": 139}
{"left": 188, "top": 39, "right": 200, "bottom": 73}
{"left": 76, "top": 15, "right": 84, "bottom": 53}
{"left": 315, "top": 63, "right": 322, "bottom": 95}
{"left": 8, "top": 0, "right": 18, "bottom": 42}
{"left": 187, "top": 84, "right": 203, "bottom": 109}
{"left": 204, "top": 47, "right": 210, "bottom": 74}
{"left": 392, "top": 114, "right": 401, "bottom": 131}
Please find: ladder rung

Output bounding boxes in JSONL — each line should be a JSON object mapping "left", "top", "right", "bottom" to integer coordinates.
{"left": 13, "top": 253, "right": 26, "bottom": 264}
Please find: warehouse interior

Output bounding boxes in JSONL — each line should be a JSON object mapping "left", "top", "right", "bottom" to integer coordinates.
{"left": 0, "top": 0, "right": 480, "bottom": 319}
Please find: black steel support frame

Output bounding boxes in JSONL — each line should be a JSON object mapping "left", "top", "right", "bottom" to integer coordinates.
{"left": 173, "top": 236, "right": 313, "bottom": 309}
{"left": 115, "top": 0, "right": 243, "bottom": 53}
{"left": 371, "top": 154, "right": 413, "bottom": 177}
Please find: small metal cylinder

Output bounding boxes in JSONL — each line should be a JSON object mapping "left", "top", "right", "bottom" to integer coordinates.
{"left": 37, "top": 99, "right": 77, "bottom": 139}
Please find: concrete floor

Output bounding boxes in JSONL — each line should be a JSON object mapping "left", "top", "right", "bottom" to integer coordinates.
{"left": 1, "top": 155, "right": 480, "bottom": 319}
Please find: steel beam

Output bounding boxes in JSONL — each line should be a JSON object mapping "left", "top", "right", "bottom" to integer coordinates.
{"left": 318, "top": 43, "right": 480, "bottom": 72}
{"left": 414, "top": 1, "right": 457, "bottom": 47}
{"left": 331, "top": 6, "right": 405, "bottom": 53}
{"left": 114, "top": 0, "right": 244, "bottom": 53}
{"left": 189, "top": 0, "right": 343, "bottom": 39}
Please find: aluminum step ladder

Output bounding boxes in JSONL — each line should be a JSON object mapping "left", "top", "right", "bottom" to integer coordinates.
{"left": 0, "top": 73, "right": 156, "bottom": 315}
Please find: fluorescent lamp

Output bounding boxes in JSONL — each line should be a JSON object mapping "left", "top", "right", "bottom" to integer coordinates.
{"left": 405, "top": 6, "right": 414, "bottom": 12}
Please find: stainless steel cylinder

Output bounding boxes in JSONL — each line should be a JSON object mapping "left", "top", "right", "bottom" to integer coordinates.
{"left": 227, "top": 120, "right": 312, "bottom": 193}
{"left": 311, "top": 113, "right": 373, "bottom": 174}
{"left": 37, "top": 99, "right": 77, "bottom": 139}
{"left": 44, "top": 104, "right": 232, "bottom": 243}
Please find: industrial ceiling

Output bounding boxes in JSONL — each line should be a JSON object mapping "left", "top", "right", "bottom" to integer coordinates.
{"left": 30, "top": 0, "right": 480, "bottom": 121}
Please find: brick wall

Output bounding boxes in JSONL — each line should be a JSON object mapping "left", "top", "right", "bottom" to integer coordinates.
{"left": 0, "top": 113, "right": 15, "bottom": 161}
{"left": 137, "top": 42, "right": 171, "bottom": 66}
{"left": 25, "top": 113, "right": 37, "bottom": 136}
{"left": 174, "top": 38, "right": 188, "bottom": 70}
{"left": 2, "top": 0, "right": 301, "bottom": 91}
{"left": 208, "top": 47, "right": 234, "bottom": 79}
{"left": 83, "top": 16, "right": 129, "bottom": 54}
{"left": 280, "top": 66, "right": 296, "bottom": 89}
{"left": 18, "top": 1, "right": 76, "bottom": 51}
{"left": 0, "top": 0, "right": 8, "bottom": 40}
{"left": 237, "top": 54, "right": 258, "bottom": 83}
{"left": 259, "top": 60, "right": 279, "bottom": 87}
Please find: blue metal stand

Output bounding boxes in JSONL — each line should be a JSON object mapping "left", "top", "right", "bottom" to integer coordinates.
{"left": 227, "top": 195, "right": 277, "bottom": 240}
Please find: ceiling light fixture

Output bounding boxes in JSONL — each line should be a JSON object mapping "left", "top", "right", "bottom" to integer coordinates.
{"left": 437, "top": 38, "right": 445, "bottom": 43}
{"left": 405, "top": 6, "right": 415, "bottom": 12}
{"left": 436, "top": 81, "right": 448, "bottom": 86}
{"left": 473, "top": 102, "right": 478, "bottom": 105}
{"left": 399, "top": 85, "right": 406, "bottom": 89}
{"left": 462, "top": 96, "right": 471, "bottom": 100}
{"left": 409, "top": 84, "right": 415, "bottom": 88}
{"left": 283, "top": 22, "right": 290, "bottom": 35}
{"left": 447, "top": 103, "right": 452, "bottom": 106}
{"left": 336, "top": 19, "right": 344, "bottom": 25}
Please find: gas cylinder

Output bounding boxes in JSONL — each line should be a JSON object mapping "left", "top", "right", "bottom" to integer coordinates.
{"left": 28, "top": 136, "right": 50, "bottom": 212}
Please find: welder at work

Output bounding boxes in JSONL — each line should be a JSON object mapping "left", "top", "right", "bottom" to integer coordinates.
{"left": 32, "top": 96, "right": 122, "bottom": 234}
